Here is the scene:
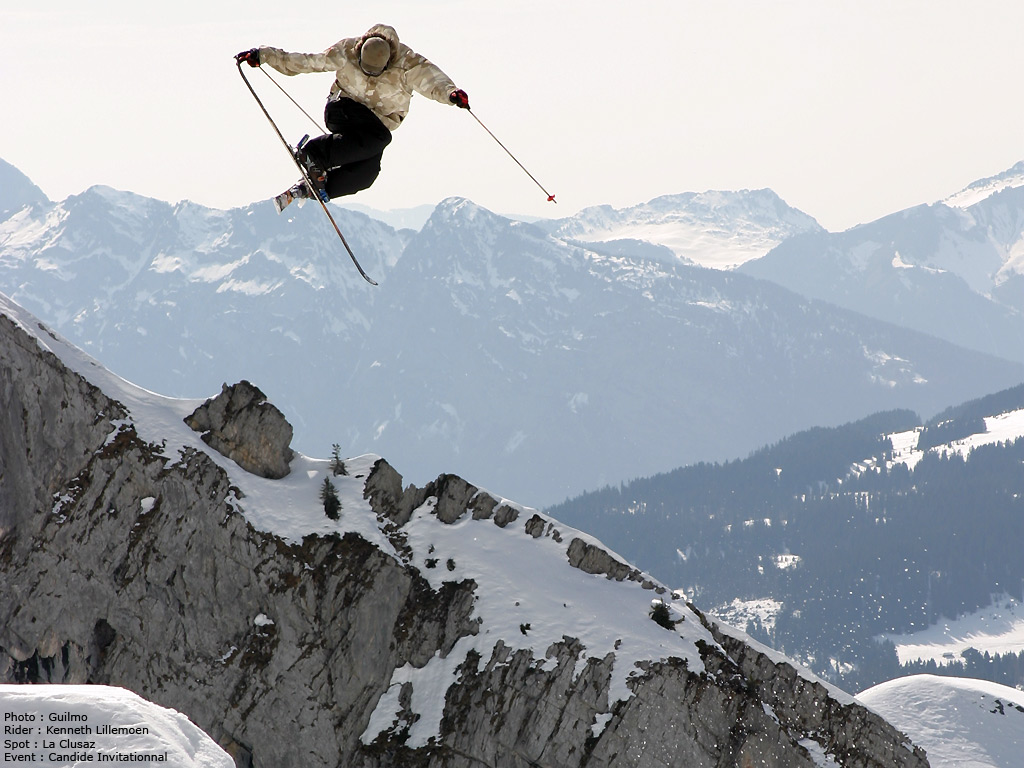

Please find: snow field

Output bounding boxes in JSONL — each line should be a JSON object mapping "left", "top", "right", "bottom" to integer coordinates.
{"left": 859, "top": 675, "right": 1024, "bottom": 768}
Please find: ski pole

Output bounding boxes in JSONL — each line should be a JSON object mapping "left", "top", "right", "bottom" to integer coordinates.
{"left": 259, "top": 67, "right": 327, "bottom": 136}
{"left": 468, "top": 109, "right": 556, "bottom": 204}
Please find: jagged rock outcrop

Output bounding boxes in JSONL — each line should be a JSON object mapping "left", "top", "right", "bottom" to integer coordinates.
{"left": 0, "top": 296, "right": 929, "bottom": 768}
{"left": 566, "top": 536, "right": 663, "bottom": 593}
{"left": 185, "top": 380, "right": 294, "bottom": 479}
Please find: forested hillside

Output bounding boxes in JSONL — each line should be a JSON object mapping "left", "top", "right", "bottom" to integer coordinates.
{"left": 548, "top": 390, "right": 1024, "bottom": 691}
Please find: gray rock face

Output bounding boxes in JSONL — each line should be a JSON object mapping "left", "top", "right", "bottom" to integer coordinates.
{"left": 566, "top": 536, "right": 663, "bottom": 593}
{"left": 0, "top": 313, "right": 128, "bottom": 533}
{"left": 0, "top": 300, "right": 929, "bottom": 768}
{"left": 185, "top": 380, "right": 294, "bottom": 479}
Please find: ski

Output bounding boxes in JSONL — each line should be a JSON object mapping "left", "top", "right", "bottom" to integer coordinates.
{"left": 236, "top": 60, "right": 378, "bottom": 286}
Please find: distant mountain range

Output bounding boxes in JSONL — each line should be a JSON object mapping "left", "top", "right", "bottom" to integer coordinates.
{"left": 1, "top": 158, "right": 1022, "bottom": 507}
{"left": 737, "top": 163, "right": 1024, "bottom": 363}
{"left": 535, "top": 188, "right": 824, "bottom": 268}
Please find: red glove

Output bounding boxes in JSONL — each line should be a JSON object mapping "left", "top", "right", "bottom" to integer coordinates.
{"left": 235, "top": 49, "right": 261, "bottom": 67}
{"left": 449, "top": 89, "right": 470, "bottom": 109}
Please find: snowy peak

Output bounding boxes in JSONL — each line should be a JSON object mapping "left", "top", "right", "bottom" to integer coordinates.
{"left": 0, "top": 178, "right": 406, "bottom": 400}
{"left": 420, "top": 195, "right": 553, "bottom": 252}
{"left": 943, "top": 160, "right": 1024, "bottom": 209}
{"left": 845, "top": 202, "right": 1006, "bottom": 295}
{"left": 0, "top": 158, "right": 49, "bottom": 216}
{"left": 859, "top": 675, "right": 1024, "bottom": 768}
{"left": 427, "top": 195, "right": 498, "bottom": 225}
{"left": 936, "top": 161, "right": 1024, "bottom": 297}
{"left": 542, "top": 188, "right": 823, "bottom": 269}
{"left": 0, "top": 288, "right": 725, "bottom": 706}
{"left": 395, "top": 194, "right": 588, "bottom": 320}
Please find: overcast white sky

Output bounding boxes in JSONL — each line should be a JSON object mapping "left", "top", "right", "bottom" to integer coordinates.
{"left": 3, "top": 1, "right": 1023, "bottom": 231}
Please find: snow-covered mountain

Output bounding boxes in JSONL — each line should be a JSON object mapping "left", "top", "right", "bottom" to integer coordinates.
{"left": 943, "top": 159, "right": 1024, "bottom": 210}
{"left": 859, "top": 675, "right": 1024, "bottom": 768}
{"left": 0, "top": 160, "right": 47, "bottom": 216}
{"left": 0, "top": 685, "right": 232, "bottom": 767}
{"left": 354, "top": 198, "right": 1024, "bottom": 506}
{"left": 537, "top": 188, "right": 824, "bottom": 268}
{"left": 340, "top": 201, "right": 436, "bottom": 231}
{"left": 739, "top": 166, "right": 1024, "bottom": 363}
{"left": 0, "top": 291, "right": 928, "bottom": 768}
{"left": 3, "top": 158, "right": 1023, "bottom": 506}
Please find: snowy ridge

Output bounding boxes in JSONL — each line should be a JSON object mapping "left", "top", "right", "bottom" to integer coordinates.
{"left": 737, "top": 168, "right": 1024, "bottom": 366}
{"left": 858, "top": 675, "right": 1024, "bottom": 768}
{"left": 0, "top": 685, "right": 232, "bottom": 767}
{"left": 943, "top": 160, "right": 1024, "bottom": 209}
{"left": 543, "top": 189, "right": 823, "bottom": 269}
{"left": 0, "top": 290, "right": 729, "bottom": 747}
{"left": 359, "top": 501, "right": 711, "bottom": 747}
{"left": 0, "top": 180, "right": 400, "bottom": 332}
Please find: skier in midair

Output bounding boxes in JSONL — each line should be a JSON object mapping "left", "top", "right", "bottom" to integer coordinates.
{"left": 236, "top": 24, "right": 469, "bottom": 212}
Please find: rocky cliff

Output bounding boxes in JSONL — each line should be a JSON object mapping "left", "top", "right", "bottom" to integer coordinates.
{"left": 0, "top": 293, "right": 928, "bottom": 768}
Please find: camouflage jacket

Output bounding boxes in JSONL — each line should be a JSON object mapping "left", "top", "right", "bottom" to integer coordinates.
{"left": 258, "top": 24, "right": 457, "bottom": 131}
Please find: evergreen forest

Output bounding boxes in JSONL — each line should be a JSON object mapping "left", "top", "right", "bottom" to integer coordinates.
{"left": 547, "top": 386, "right": 1024, "bottom": 692}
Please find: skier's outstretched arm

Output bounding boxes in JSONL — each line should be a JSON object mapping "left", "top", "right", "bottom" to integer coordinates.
{"left": 404, "top": 52, "right": 463, "bottom": 107}
{"left": 238, "top": 44, "right": 348, "bottom": 77}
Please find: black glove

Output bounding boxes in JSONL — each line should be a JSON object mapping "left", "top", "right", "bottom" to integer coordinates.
{"left": 449, "top": 89, "right": 470, "bottom": 109}
{"left": 235, "top": 49, "right": 261, "bottom": 67}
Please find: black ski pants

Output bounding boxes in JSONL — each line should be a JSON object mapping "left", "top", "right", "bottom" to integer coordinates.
{"left": 305, "top": 97, "right": 393, "bottom": 199}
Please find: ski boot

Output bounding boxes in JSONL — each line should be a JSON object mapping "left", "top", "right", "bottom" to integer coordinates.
{"left": 295, "top": 135, "right": 330, "bottom": 203}
{"left": 274, "top": 182, "right": 312, "bottom": 213}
